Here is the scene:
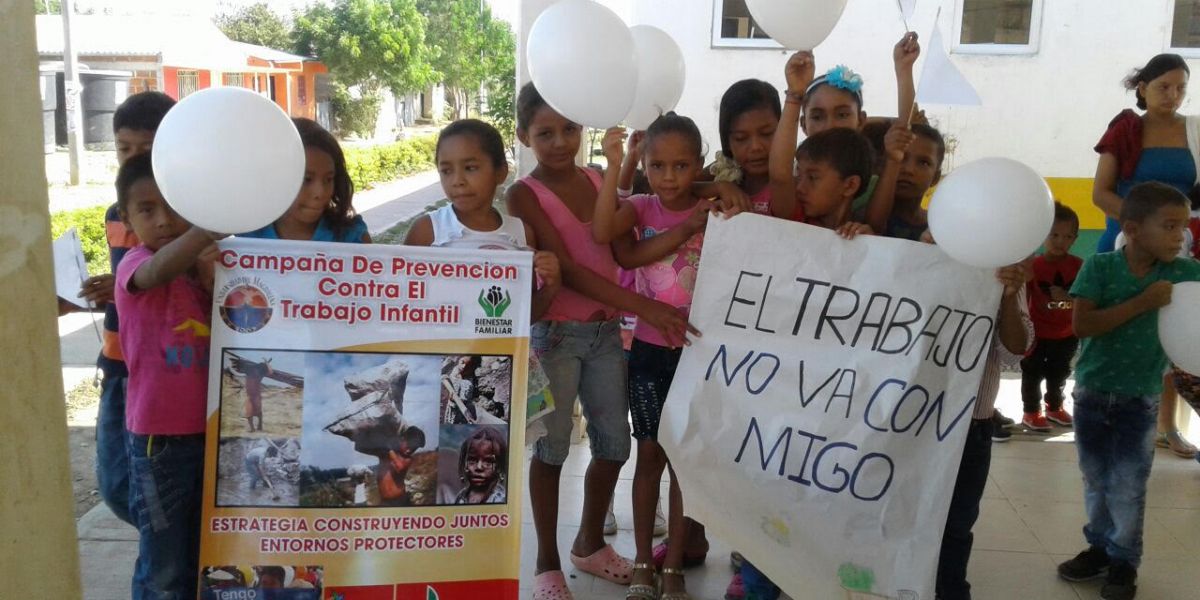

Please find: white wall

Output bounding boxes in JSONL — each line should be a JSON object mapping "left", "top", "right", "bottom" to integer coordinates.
{"left": 520, "top": 0, "right": 1200, "bottom": 179}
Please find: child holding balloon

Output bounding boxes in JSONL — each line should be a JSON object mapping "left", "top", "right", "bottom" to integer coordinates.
{"left": 1058, "top": 182, "right": 1200, "bottom": 599}
{"left": 592, "top": 112, "right": 721, "bottom": 600}
{"left": 241, "top": 118, "right": 371, "bottom": 243}
{"left": 113, "top": 153, "right": 222, "bottom": 600}
{"left": 504, "top": 82, "right": 698, "bottom": 600}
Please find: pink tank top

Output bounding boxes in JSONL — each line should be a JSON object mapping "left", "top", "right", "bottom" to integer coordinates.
{"left": 520, "top": 169, "right": 618, "bottom": 322}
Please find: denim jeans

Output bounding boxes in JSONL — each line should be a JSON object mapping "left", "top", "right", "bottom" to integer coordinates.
{"left": 128, "top": 432, "right": 205, "bottom": 600}
{"left": 530, "top": 319, "right": 631, "bottom": 466}
{"left": 1072, "top": 387, "right": 1158, "bottom": 567}
{"left": 936, "top": 418, "right": 993, "bottom": 600}
{"left": 96, "top": 373, "right": 133, "bottom": 525}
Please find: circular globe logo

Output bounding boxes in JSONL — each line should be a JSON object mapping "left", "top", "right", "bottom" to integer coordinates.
{"left": 220, "top": 284, "right": 273, "bottom": 333}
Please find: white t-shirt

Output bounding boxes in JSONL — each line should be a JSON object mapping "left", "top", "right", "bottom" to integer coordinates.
{"left": 430, "top": 205, "right": 528, "bottom": 250}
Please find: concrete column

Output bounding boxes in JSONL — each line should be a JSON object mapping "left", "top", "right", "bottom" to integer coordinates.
{"left": 515, "top": 0, "right": 555, "bottom": 176}
{"left": 0, "top": 3, "right": 84, "bottom": 599}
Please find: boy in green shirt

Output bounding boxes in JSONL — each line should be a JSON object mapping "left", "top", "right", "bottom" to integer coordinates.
{"left": 1057, "top": 181, "right": 1200, "bottom": 600}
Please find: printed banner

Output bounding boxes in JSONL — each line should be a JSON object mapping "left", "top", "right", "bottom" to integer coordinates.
{"left": 199, "top": 238, "right": 531, "bottom": 600}
{"left": 660, "top": 215, "right": 1001, "bottom": 600}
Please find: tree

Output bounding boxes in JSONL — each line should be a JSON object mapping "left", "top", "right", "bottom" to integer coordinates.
{"left": 294, "top": 0, "right": 434, "bottom": 96}
{"left": 214, "top": 3, "right": 292, "bottom": 52}
{"left": 417, "top": 0, "right": 515, "bottom": 120}
{"left": 35, "top": 0, "right": 61, "bottom": 13}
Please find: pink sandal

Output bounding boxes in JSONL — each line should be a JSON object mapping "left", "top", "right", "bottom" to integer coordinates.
{"left": 569, "top": 544, "right": 634, "bottom": 584}
{"left": 532, "top": 570, "right": 574, "bottom": 600}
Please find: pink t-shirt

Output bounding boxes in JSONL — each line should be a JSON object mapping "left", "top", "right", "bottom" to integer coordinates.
{"left": 749, "top": 186, "right": 772, "bottom": 215}
{"left": 115, "top": 245, "right": 212, "bottom": 435}
{"left": 520, "top": 170, "right": 619, "bottom": 322}
{"left": 629, "top": 194, "right": 704, "bottom": 347}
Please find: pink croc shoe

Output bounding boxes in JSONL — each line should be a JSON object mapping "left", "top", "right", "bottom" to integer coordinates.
{"left": 532, "top": 570, "right": 574, "bottom": 600}
{"left": 569, "top": 544, "right": 633, "bottom": 584}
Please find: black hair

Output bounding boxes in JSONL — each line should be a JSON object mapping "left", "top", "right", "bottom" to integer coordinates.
{"left": 266, "top": 445, "right": 279, "bottom": 457}
{"left": 292, "top": 118, "right": 357, "bottom": 239}
{"left": 112, "top": 91, "right": 175, "bottom": 133}
{"left": 437, "top": 119, "right": 507, "bottom": 169}
{"left": 1189, "top": 183, "right": 1200, "bottom": 211}
{"left": 255, "top": 567, "right": 286, "bottom": 584}
{"left": 911, "top": 123, "right": 947, "bottom": 168}
{"left": 458, "top": 426, "right": 507, "bottom": 480}
{"left": 115, "top": 152, "right": 156, "bottom": 214}
{"left": 644, "top": 112, "right": 704, "bottom": 160}
{"left": 795, "top": 128, "right": 874, "bottom": 190}
{"left": 1125, "top": 54, "right": 1190, "bottom": 110}
{"left": 1121, "top": 181, "right": 1189, "bottom": 223}
{"left": 402, "top": 426, "right": 426, "bottom": 451}
{"left": 860, "top": 118, "right": 892, "bottom": 170}
{"left": 1053, "top": 201, "right": 1080, "bottom": 232}
{"left": 717, "top": 79, "right": 781, "bottom": 160}
{"left": 517, "top": 82, "right": 554, "bottom": 131}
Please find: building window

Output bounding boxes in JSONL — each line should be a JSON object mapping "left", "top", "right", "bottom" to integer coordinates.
{"left": 177, "top": 70, "right": 199, "bottom": 98}
{"left": 711, "top": 0, "right": 780, "bottom": 49}
{"left": 128, "top": 70, "right": 158, "bottom": 93}
{"left": 223, "top": 73, "right": 246, "bottom": 87}
{"left": 298, "top": 75, "right": 308, "bottom": 105}
{"left": 953, "top": 0, "right": 1043, "bottom": 55}
{"left": 1171, "top": 1, "right": 1200, "bottom": 54}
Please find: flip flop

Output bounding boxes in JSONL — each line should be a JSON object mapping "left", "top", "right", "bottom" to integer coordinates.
{"left": 532, "top": 570, "right": 574, "bottom": 600}
{"left": 625, "top": 562, "right": 660, "bottom": 600}
{"left": 569, "top": 544, "right": 633, "bottom": 584}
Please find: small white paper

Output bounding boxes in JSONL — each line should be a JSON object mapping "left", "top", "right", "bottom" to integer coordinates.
{"left": 916, "top": 21, "right": 982, "bottom": 106}
{"left": 53, "top": 228, "right": 92, "bottom": 309}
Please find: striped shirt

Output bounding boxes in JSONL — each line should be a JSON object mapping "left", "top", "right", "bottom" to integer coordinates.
{"left": 98, "top": 203, "right": 138, "bottom": 376}
{"left": 972, "top": 286, "right": 1034, "bottom": 420}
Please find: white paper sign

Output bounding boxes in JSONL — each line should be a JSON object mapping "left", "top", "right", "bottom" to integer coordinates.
{"left": 660, "top": 215, "right": 1000, "bottom": 600}
{"left": 52, "top": 227, "right": 91, "bottom": 309}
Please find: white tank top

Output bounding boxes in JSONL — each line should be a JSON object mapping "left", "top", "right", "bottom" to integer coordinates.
{"left": 430, "top": 205, "right": 528, "bottom": 250}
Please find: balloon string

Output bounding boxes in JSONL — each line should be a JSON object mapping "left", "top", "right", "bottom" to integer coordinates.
{"left": 896, "top": 0, "right": 911, "bottom": 32}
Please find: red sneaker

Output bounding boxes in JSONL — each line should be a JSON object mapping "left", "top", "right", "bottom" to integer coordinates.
{"left": 1022, "top": 412, "right": 1052, "bottom": 432}
{"left": 1045, "top": 408, "right": 1073, "bottom": 427}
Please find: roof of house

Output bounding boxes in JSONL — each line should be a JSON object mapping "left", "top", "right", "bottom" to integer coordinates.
{"left": 35, "top": 15, "right": 315, "bottom": 71}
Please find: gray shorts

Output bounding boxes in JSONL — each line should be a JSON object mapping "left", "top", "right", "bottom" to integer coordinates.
{"left": 531, "top": 319, "right": 631, "bottom": 465}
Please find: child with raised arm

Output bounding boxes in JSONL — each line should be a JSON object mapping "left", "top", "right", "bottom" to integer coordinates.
{"left": 503, "top": 83, "right": 698, "bottom": 600}
{"left": 1057, "top": 182, "right": 1200, "bottom": 600}
{"left": 113, "top": 153, "right": 220, "bottom": 599}
{"left": 1020, "top": 203, "right": 1083, "bottom": 431}
{"left": 593, "top": 113, "right": 715, "bottom": 600}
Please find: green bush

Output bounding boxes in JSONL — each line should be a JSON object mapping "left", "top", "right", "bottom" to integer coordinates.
{"left": 50, "top": 204, "right": 111, "bottom": 276}
{"left": 330, "top": 83, "right": 382, "bottom": 140}
{"left": 343, "top": 135, "right": 437, "bottom": 192}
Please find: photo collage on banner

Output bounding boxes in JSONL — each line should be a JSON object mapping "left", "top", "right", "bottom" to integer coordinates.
{"left": 199, "top": 238, "right": 530, "bottom": 600}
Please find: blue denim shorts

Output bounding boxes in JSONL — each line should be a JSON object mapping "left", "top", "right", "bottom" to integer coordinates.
{"left": 531, "top": 319, "right": 631, "bottom": 465}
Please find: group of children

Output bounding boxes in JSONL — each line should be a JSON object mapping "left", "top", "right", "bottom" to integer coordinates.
{"left": 79, "top": 33, "right": 1199, "bottom": 600}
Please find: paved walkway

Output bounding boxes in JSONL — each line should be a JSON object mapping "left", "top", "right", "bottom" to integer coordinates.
{"left": 357, "top": 170, "right": 444, "bottom": 235}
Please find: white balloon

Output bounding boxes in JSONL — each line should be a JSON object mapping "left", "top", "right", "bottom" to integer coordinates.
{"left": 928, "top": 157, "right": 1055, "bottom": 269}
{"left": 1159, "top": 281, "right": 1200, "bottom": 375}
{"left": 624, "top": 25, "right": 686, "bottom": 130}
{"left": 745, "top": 0, "right": 850, "bottom": 50}
{"left": 152, "top": 87, "right": 304, "bottom": 234}
{"left": 526, "top": 0, "right": 637, "bottom": 129}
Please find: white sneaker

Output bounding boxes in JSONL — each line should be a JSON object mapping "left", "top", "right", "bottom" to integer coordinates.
{"left": 604, "top": 499, "right": 617, "bottom": 535}
{"left": 653, "top": 499, "right": 667, "bottom": 537}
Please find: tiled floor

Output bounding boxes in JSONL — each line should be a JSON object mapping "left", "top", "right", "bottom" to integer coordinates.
{"left": 516, "top": 378, "right": 1200, "bottom": 600}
